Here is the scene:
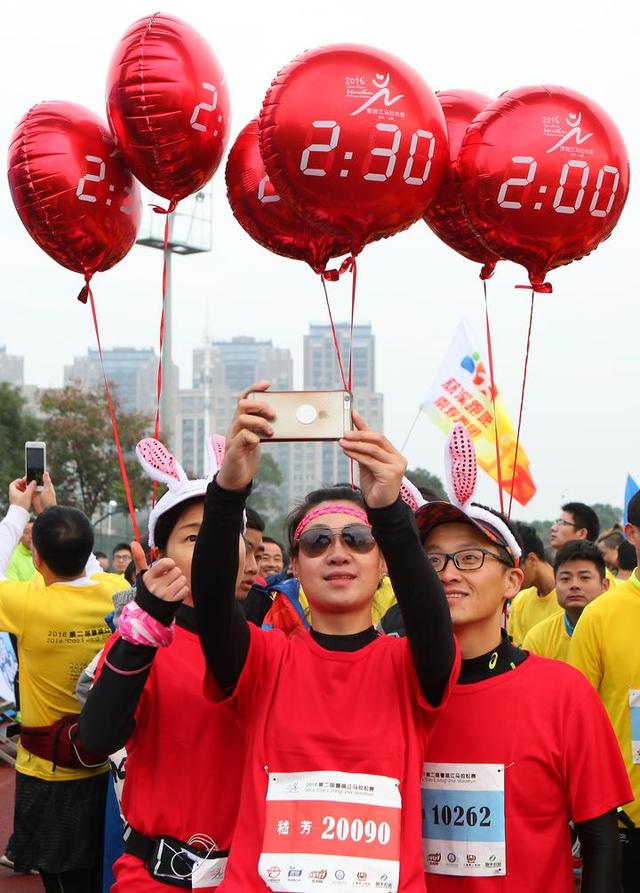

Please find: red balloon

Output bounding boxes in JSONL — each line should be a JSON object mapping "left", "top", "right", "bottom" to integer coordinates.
{"left": 226, "top": 119, "right": 349, "bottom": 273}
{"left": 424, "top": 90, "right": 500, "bottom": 278}
{"left": 7, "top": 101, "right": 141, "bottom": 278}
{"left": 106, "top": 13, "right": 230, "bottom": 204}
{"left": 260, "top": 44, "right": 448, "bottom": 256}
{"left": 458, "top": 85, "right": 630, "bottom": 290}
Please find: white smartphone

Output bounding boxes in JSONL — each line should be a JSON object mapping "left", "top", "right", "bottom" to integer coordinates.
{"left": 246, "top": 391, "right": 353, "bottom": 442}
{"left": 25, "top": 441, "right": 47, "bottom": 491}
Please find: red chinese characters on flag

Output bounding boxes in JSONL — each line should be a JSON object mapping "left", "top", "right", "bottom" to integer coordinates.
{"left": 421, "top": 322, "right": 536, "bottom": 506}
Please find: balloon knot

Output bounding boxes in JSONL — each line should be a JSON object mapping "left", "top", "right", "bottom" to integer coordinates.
{"left": 479, "top": 262, "right": 496, "bottom": 281}
{"left": 152, "top": 200, "right": 178, "bottom": 214}
{"left": 322, "top": 256, "right": 355, "bottom": 281}
{"left": 77, "top": 285, "right": 89, "bottom": 305}
{"left": 515, "top": 282, "right": 552, "bottom": 294}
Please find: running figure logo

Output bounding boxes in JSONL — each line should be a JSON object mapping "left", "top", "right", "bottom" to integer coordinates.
{"left": 350, "top": 73, "right": 404, "bottom": 117}
{"left": 546, "top": 113, "right": 594, "bottom": 153}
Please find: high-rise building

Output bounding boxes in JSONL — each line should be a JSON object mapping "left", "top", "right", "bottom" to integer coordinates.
{"left": 177, "top": 338, "right": 293, "bottom": 480}
{"left": 304, "top": 323, "right": 376, "bottom": 390}
{"left": 0, "top": 346, "right": 24, "bottom": 387}
{"left": 301, "top": 322, "right": 384, "bottom": 498}
{"left": 64, "top": 347, "right": 177, "bottom": 417}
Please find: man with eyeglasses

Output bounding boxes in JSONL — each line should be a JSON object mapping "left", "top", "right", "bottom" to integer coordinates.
{"left": 414, "top": 498, "right": 631, "bottom": 892}
{"left": 550, "top": 502, "right": 600, "bottom": 551}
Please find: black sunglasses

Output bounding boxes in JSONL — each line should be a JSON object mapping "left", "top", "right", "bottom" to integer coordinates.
{"left": 295, "top": 524, "right": 377, "bottom": 558}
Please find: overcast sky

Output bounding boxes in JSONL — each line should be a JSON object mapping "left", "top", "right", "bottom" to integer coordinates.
{"left": 2, "top": 0, "right": 638, "bottom": 521}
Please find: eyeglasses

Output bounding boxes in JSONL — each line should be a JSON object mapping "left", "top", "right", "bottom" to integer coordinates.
{"left": 295, "top": 524, "right": 377, "bottom": 558}
{"left": 426, "top": 549, "right": 513, "bottom": 573}
{"left": 553, "top": 519, "right": 577, "bottom": 528}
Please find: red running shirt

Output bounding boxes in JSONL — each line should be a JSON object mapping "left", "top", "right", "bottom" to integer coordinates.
{"left": 101, "top": 626, "right": 245, "bottom": 892}
{"left": 421, "top": 655, "right": 632, "bottom": 892}
{"left": 206, "top": 624, "right": 460, "bottom": 893}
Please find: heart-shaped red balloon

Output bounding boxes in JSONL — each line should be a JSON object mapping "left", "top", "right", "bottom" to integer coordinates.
{"left": 106, "top": 13, "right": 230, "bottom": 205}
{"left": 424, "top": 90, "right": 500, "bottom": 279}
{"left": 260, "top": 44, "right": 448, "bottom": 256}
{"left": 458, "top": 85, "right": 630, "bottom": 290}
{"left": 226, "top": 119, "right": 350, "bottom": 273}
{"left": 8, "top": 101, "right": 141, "bottom": 280}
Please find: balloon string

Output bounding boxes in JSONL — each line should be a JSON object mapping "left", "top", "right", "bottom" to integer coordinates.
{"left": 151, "top": 210, "right": 173, "bottom": 506}
{"left": 321, "top": 277, "right": 349, "bottom": 391}
{"left": 508, "top": 290, "right": 536, "bottom": 519}
{"left": 87, "top": 280, "right": 140, "bottom": 543}
{"left": 320, "top": 258, "right": 358, "bottom": 489}
{"left": 346, "top": 258, "right": 357, "bottom": 488}
{"left": 346, "top": 257, "right": 357, "bottom": 391}
{"left": 482, "top": 280, "right": 504, "bottom": 515}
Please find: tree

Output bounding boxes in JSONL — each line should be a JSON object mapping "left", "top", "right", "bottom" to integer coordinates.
{"left": 0, "top": 384, "right": 41, "bottom": 513}
{"left": 591, "top": 503, "right": 623, "bottom": 532}
{"left": 39, "top": 385, "right": 152, "bottom": 519}
{"left": 405, "top": 467, "right": 447, "bottom": 501}
{"left": 249, "top": 452, "right": 287, "bottom": 539}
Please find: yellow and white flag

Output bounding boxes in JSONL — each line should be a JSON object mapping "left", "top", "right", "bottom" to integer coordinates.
{"left": 421, "top": 320, "right": 536, "bottom": 506}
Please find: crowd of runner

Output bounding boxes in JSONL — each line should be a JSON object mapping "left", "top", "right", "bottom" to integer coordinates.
{"left": 0, "top": 383, "right": 638, "bottom": 893}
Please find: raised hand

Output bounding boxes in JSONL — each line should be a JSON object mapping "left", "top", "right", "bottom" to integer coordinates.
{"left": 8, "top": 478, "right": 37, "bottom": 512}
{"left": 339, "top": 410, "right": 407, "bottom": 509}
{"left": 130, "top": 541, "right": 149, "bottom": 575}
{"left": 32, "top": 472, "right": 56, "bottom": 514}
{"left": 217, "top": 381, "right": 276, "bottom": 492}
{"left": 142, "top": 558, "right": 189, "bottom": 603}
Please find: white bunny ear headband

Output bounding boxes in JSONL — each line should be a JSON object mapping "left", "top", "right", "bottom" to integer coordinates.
{"left": 137, "top": 434, "right": 229, "bottom": 549}
{"left": 415, "top": 423, "right": 521, "bottom": 563}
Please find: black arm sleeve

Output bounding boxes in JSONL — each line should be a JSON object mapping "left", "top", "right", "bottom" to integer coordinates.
{"left": 77, "top": 576, "right": 181, "bottom": 754}
{"left": 367, "top": 498, "right": 455, "bottom": 707}
{"left": 576, "top": 809, "right": 621, "bottom": 893}
{"left": 191, "top": 479, "right": 251, "bottom": 696}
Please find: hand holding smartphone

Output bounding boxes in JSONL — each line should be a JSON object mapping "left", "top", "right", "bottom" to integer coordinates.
{"left": 245, "top": 391, "right": 352, "bottom": 442}
{"left": 25, "top": 441, "right": 47, "bottom": 491}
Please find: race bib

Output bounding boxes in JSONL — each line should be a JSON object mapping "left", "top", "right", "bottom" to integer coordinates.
{"left": 630, "top": 690, "right": 640, "bottom": 764}
{"left": 259, "top": 770, "right": 401, "bottom": 893}
{"left": 422, "top": 762, "right": 505, "bottom": 877}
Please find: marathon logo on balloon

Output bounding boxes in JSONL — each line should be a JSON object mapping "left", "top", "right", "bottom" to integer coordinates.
{"left": 348, "top": 74, "right": 406, "bottom": 118}
{"left": 544, "top": 112, "right": 595, "bottom": 155}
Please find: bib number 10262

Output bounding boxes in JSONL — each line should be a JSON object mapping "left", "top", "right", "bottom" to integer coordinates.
{"left": 430, "top": 804, "right": 491, "bottom": 828}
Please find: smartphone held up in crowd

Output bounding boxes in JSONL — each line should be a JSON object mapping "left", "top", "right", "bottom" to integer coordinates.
{"left": 25, "top": 441, "right": 47, "bottom": 490}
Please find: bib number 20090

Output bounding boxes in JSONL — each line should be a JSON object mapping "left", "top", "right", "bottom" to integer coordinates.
{"left": 259, "top": 770, "right": 402, "bottom": 893}
{"left": 321, "top": 816, "right": 391, "bottom": 844}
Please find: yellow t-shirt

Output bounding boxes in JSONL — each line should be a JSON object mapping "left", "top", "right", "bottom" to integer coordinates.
{"left": 508, "top": 586, "right": 561, "bottom": 646}
{"left": 568, "top": 569, "right": 640, "bottom": 824}
{"left": 298, "top": 576, "right": 397, "bottom": 627}
{"left": 523, "top": 611, "right": 571, "bottom": 663}
{"left": 0, "top": 571, "right": 124, "bottom": 782}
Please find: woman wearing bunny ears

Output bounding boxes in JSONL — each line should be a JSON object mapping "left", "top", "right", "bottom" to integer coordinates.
{"left": 185, "top": 383, "right": 460, "bottom": 893}
{"left": 78, "top": 436, "right": 257, "bottom": 891}
{"left": 415, "top": 424, "right": 631, "bottom": 893}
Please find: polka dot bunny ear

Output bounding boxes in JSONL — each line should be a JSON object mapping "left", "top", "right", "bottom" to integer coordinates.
{"left": 206, "top": 434, "right": 226, "bottom": 480}
{"left": 400, "top": 477, "right": 427, "bottom": 512}
{"left": 136, "top": 438, "right": 188, "bottom": 490}
{"left": 445, "top": 423, "right": 478, "bottom": 510}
